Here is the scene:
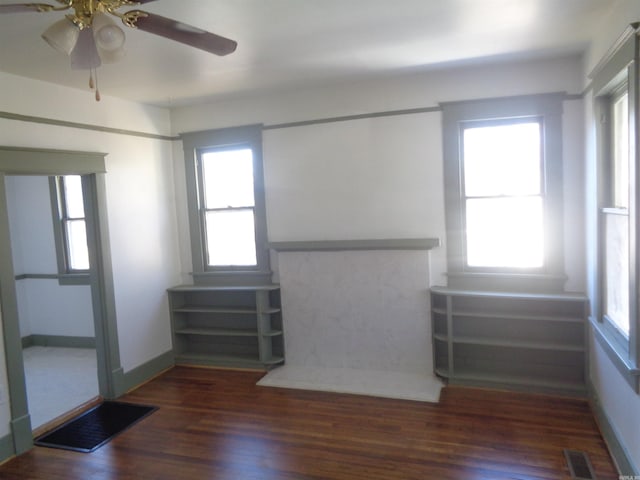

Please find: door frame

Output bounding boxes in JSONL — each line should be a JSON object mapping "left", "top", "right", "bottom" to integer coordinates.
{"left": 0, "top": 146, "right": 124, "bottom": 454}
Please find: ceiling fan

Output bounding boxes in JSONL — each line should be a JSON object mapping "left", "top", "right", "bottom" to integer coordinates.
{"left": 0, "top": 0, "right": 238, "bottom": 100}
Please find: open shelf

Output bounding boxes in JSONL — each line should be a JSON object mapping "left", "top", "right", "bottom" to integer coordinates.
{"left": 431, "top": 287, "right": 588, "bottom": 395}
{"left": 168, "top": 284, "right": 285, "bottom": 370}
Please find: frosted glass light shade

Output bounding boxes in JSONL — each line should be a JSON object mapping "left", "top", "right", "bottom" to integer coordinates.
{"left": 93, "top": 13, "right": 125, "bottom": 51}
{"left": 70, "top": 27, "right": 101, "bottom": 70}
{"left": 42, "top": 18, "right": 80, "bottom": 55}
{"left": 97, "top": 45, "right": 126, "bottom": 63}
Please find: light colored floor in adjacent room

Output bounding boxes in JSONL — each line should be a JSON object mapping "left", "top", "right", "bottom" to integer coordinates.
{"left": 22, "top": 346, "right": 99, "bottom": 430}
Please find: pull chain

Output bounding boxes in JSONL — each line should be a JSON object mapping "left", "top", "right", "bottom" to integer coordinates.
{"left": 88, "top": 68, "right": 101, "bottom": 102}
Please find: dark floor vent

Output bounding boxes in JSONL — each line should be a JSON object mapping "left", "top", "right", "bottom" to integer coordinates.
{"left": 564, "top": 449, "right": 597, "bottom": 480}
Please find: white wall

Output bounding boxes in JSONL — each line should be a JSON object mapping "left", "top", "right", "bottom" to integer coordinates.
{"left": 0, "top": 71, "right": 181, "bottom": 441}
{"left": 172, "top": 55, "right": 586, "bottom": 289}
{"left": 5, "top": 176, "right": 94, "bottom": 338}
{"left": 584, "top": 0, "right": 640, "bottom": 473}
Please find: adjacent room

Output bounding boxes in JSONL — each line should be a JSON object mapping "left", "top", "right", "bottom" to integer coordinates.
{"left": 0, "top": 0, "right": 639, "bottom": 478}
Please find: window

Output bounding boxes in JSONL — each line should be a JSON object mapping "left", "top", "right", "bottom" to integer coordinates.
{"left": 603, "top": 86, "right": 630, "bottom": 339}
{"left": 590, "top": 22, "right": 639, "bottom": 389}
{"left": 462, "top": 120, "right": 544, "bottom": 268}
{"left": 50, "top": 175, "right": 90, "bottom": 284}
{"left": 199, "top": 147, "right": 257, "bottom": 267}
{"left": 441, "top": 94, "right": 564, "bottom": 291}
{"left": 182, "top": 125, "right": 270, "bottom": 284}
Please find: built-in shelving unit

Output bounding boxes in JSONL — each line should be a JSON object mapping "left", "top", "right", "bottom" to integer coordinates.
{"left": 431, "top": 286, "right": 588, "bottom": 395}
{"left": 168, "top": 284, "right": 284, "bottom": 370}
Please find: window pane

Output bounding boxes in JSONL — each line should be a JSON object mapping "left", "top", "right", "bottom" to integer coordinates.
{"left": 605, "top": 212, "right": 629, "bottom": 336}
{"left": 63, "top": 175, "right": 85, "bottom": 218}
{"left": 463, "top": 122, "right": 541, "bottom": 197}
{"left": 612, "top": 92, "right": 629, "bottom": 209}
{"left": 202, "top": 148, "right": 255, "bottom": 209}
{"left": 205, "top": 210, "right": 257, "bottom": 266}
{"left": 66, "top": 219, "right": 90, "bottom": 270}
{"left": 466, "top": 197, "right": 543, "bottom": 268}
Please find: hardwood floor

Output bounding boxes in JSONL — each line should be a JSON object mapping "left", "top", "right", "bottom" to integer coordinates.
{"left": 0, "top": 366, "right": 618, "bottom": 479}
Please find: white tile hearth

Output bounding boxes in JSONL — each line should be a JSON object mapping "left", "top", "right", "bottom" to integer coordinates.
{"left": 258, "top": 365, "right": 442, "bottom": 402}
{"left": 262, "top": 249, "right": 443, "bottom": 402}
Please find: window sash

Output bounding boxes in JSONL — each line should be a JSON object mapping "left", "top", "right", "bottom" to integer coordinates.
{"left": 196, "top": 146, "right": 260, "bottom": 270}
{"left": 55, "top": 175, "right": 90, "bottom": 273}
{"left": 460, "top": 118, "right": 546, "bottom": 270}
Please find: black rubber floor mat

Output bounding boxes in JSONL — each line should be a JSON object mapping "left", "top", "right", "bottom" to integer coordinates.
{"left": 34, "top": 401, "right": 157, "bottom": 453}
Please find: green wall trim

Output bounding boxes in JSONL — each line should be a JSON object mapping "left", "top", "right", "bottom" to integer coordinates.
{"left": 122, "top": 350, "right": 175, "bottom": 393}
{"left": 22, "top": 335, "right": 96, "bottom": 349}
{"left": 10, "top": 415, "right": 32, "bottom": 455}
{"left": 0, "top": 111, "right": 178, "bottom": 141}
{"left": 268, "top": 238, "right": 440, "bottom": 252}
{"left": 0, "top": 146, "right": 106, "bottom": 175}
{"left": 587, "top": 377, "right": 639, "bottom": 476}
{"left": 14, "top": 273, "right": 59, "bottom": 280}
{"left": 0, "top": 433, "right": 15, "bottom": 465}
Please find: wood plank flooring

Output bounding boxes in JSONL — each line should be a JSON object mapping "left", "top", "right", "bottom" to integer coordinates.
{"left": 0, "top": 366, "right": 618, "bottom": 479}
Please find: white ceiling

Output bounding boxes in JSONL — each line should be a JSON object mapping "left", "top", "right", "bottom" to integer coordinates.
{"left": 0, "top": 0, "right": 618, "bottom": 107}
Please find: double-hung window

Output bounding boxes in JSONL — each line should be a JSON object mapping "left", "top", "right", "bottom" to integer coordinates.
{"left": 462, "top": 119, "right": 544, "bottom": 269}
{"left": 50, "top": 175, "right": 90, "bottom": 284}
{"left": 199, "top": 147, "right": 257, "bottom": 267}
{"left": 182, "top": 125, "right": 270, "bottom": 284}
{"left": 590, "top": 23, "right": 639, "bottom": 388}
{"left": 441, "top": 94, "right": 564, "bottom": 292}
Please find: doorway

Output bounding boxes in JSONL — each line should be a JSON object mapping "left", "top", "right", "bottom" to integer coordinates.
{"left": 0, "top": 146, "right": 124, "bottom": 454}
{"left": 5, "top": 175, "right": 99, "bottom": 431}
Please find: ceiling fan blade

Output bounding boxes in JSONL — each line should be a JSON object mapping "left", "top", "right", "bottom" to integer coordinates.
{"left": 129, "top": 11, "right": 237, "bottom": 56}
{"left": 0, "top": 3, "right": 56, "bottom": 13}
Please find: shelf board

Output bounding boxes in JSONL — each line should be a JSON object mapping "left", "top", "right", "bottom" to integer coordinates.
{"left": 436, "top": 309, "right": 583, "bottom": 324}
{"left": 173, "top": 307, "right": 257, "bottom": 314}
{"left": 431, "top": 286, "right": 587, "bottom": 302}
{"left": 175, "top": 327, "right": 259, "bottom": 337}
{"left": 450, "top": 335, "right": 584, "bottom": 352}
{"left": 169, "top": 284, "right": 280, "bottom": 292}
{"left": 262, "top": 329, "right": 283, "bottom": 337}
{"left": 173, "top": 306, "right": 281, "bottom": 315}
{"left": 175, "top": 352, "right": 283, "bottom": 369}
{"left": 435, "top": 367, "right": 585, "bottom": 393}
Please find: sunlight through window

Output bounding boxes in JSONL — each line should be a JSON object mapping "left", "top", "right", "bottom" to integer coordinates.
{"left": 462, "top": 121, "right": 543, "bottom": 268}
{"left": 201, "top": 148, "right": 257, "bottom": 267}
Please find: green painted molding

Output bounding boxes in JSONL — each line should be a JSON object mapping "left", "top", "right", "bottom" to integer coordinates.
{"left": 22, "top": 335, "right": 96, "bottom": 349}
{"left": 0, "top": 111, "right": 178, "bottom": 141}
{"left": 268, "top": 238, "right": 440, "bottom": 252}
{"left": 0, "top": 146, "right": 106, "bottom": 175}
{"left": 109, "top": 367, "right": 126, "bottom": 399}
{"left": 14, "top": 273, "right": 60, "bottom": 281}
{"left": 0, "top": 433, "right": 15, "bottom": 465}
{"left": 587, "top": 376, "right": 639, "bottom": 476}
{"left": 122, "top": 350, "right": 175, "bottom": 393}
{"left": 10, "top": 415, "right": 32, "bottom": 455}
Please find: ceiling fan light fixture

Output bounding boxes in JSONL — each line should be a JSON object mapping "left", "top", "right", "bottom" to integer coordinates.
{"left": 41, "top": 18, "right": 79, "bottom": 55}
{"left": 92, "top": 12, "right": 125, "bottom": 52}
{"left": 70, "top": 27, "right": 101, "bottom": 70}
{"left": 97, "top": 45, "right": 126, "bottom": 64}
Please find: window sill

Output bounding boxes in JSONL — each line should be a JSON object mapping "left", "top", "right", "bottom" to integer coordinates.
{"left": 192, "top": 270, "right": 273, "bottom": 286}
{"left": 590, "top": 317, "right": 640, "bottom": 392}
{"left": 58, "top": 273, "right": 91, "bottom": 286}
